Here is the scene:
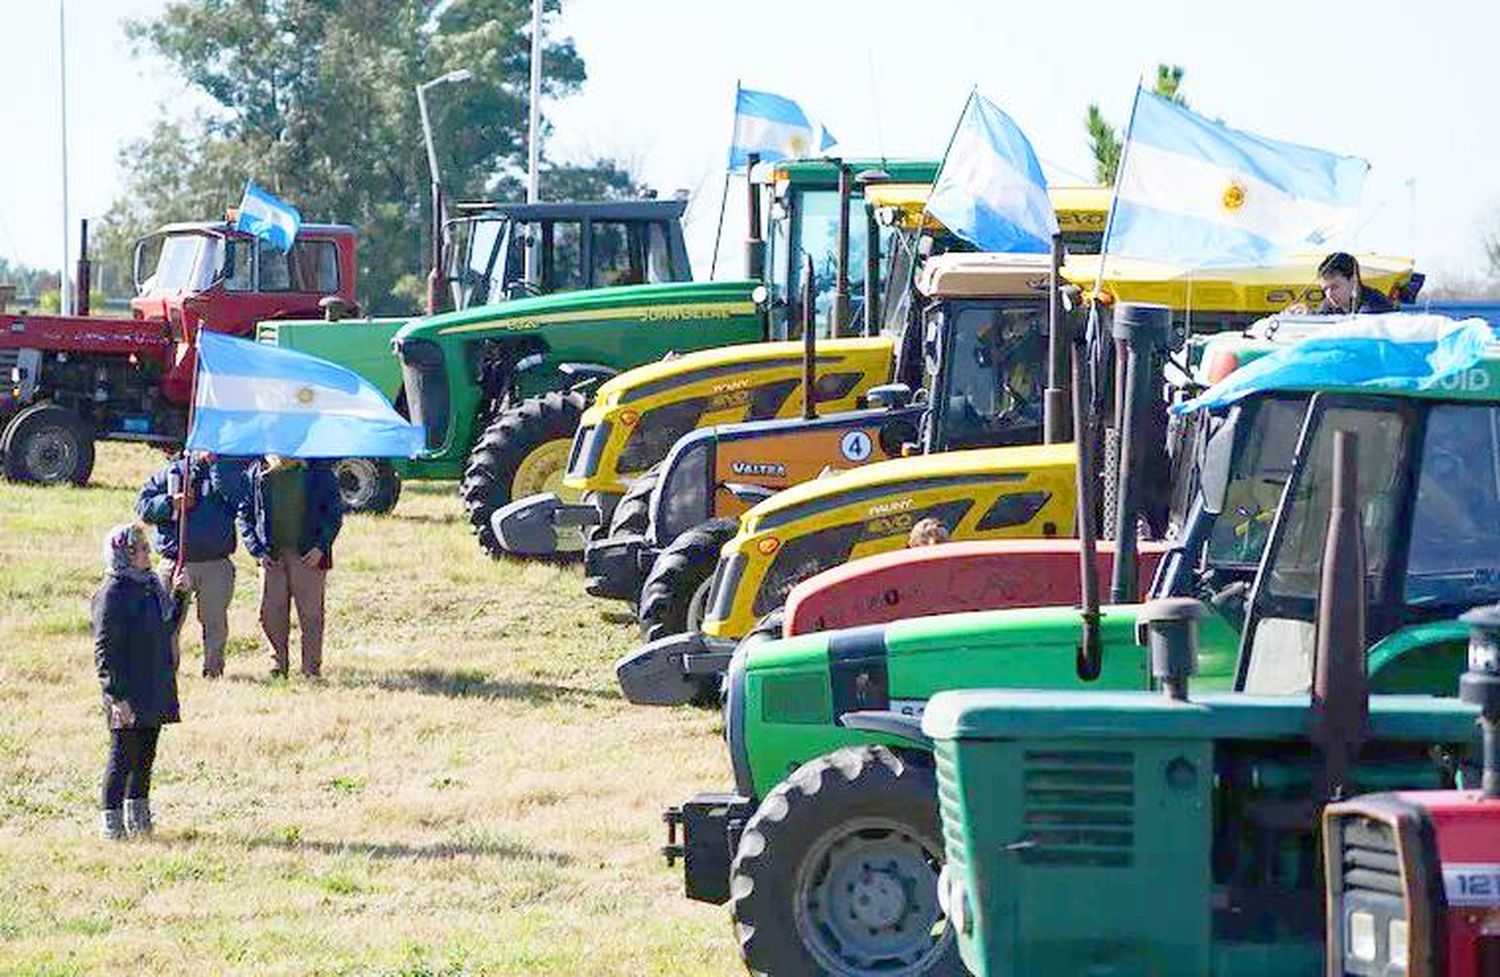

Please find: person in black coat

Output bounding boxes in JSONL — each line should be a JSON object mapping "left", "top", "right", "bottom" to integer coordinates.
{"left": 93, "top": 523, "right": 183, "bottom": 840}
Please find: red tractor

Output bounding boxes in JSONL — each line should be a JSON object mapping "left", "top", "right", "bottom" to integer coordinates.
{"left": 1321, "top": 603, "right": 1500, "bottom": 977}
{"left": 1, "top": 220, "right": 357, "bottom": 484}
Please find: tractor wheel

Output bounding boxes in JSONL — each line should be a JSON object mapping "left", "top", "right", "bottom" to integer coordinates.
{"left": 604, "top": 465, "right": 660, "bottom": 541}
{"left": 333, "top": 458, "right": 402, "bottom": 514}
{"left": 637, "top": 517, "right": 739, "bottom": 642}
{"left": 2, "top": 404, "right": 95, "bottom": 486}
{"left": 460, "top": 390, "right": 587, "bottom": 559}
{"left": 730, "top": 746, "right": 958, "bottom": 977}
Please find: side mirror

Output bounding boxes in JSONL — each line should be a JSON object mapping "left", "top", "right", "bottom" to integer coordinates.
{"left": 132, "top": 240, "right": 148, "bottom": 292}
{"left": 1198, "top": 411, "right": 1239, "bottom": 515}
{"left": 867, "top": 382, "right": 912, "bottom": 410}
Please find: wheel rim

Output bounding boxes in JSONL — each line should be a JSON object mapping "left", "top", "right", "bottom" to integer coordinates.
{"left": 334, "top": 459, "right": 378, "bottom": 508}
{"left": 793, "top": 816, "right": 951, "bottom": 975}
{"left": 23, "top": 426, "right": 78, "bottom": 483}
{"left": 511, "top": 439, "right": 579, "bottom": 501}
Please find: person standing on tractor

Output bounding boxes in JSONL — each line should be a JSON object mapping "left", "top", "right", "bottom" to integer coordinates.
{"left": 237, "top": 456, "right": 343, "bottom": 679}
{"left": 136, "top": 451, "right": 249, "bottom": 677}
{"left": 93, "top": 524, "right": 184, "bottom": 840}
{"left": 1314, "top": 251, "right": 1396, "bottom": 313}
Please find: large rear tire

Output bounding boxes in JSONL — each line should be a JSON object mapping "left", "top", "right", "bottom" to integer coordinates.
{"left": 730, "top": 746, "right": 958, "bottom": 977}
{"left": 637, "top": 517, "right": 739, "bottom": 642}
{"left": 460, "top": 390, "right": 587, "bottom": 559}
{"left": 2, "top": 404, "right": 95, "bottom": 486}
{"left": 333, "top": 458, "right": 401, "bottom": 514}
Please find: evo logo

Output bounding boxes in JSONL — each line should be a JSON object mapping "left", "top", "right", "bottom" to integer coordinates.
{"left": 1443, "top": 864, "right": 1500, "bottom": 906}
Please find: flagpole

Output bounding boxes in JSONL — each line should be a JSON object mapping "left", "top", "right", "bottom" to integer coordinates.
{"left": 917, "top": 87, "right": 976, "bottom": 230}
{"left": 710, "top": 80, "right": 742, "bottom": 280}
{"left": 1092, "top": 83, "right": 1144, "bottom": 308}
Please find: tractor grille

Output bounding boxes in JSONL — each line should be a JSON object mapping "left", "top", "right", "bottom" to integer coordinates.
{"left": 1338, "top": 817, "right": 1402, "bottom": 899}
{"left": 1020, "top": 750, "right": 1135, "bottom": 867}
{"left": 934, "top": 748, "right": 969, "bottom": 880}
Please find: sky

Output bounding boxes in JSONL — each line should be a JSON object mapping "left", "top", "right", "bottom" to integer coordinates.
{"left": 3, "top": 0, "right": 1495, "bottom": 289}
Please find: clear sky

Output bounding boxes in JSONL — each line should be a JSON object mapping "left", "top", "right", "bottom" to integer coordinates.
{"left": 4, "top": 0, "right": 1494, "bottom": 289}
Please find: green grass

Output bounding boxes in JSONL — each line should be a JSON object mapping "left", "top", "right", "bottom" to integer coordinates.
{"left": 0, "top": 444, "right": 734, "bottom": 975}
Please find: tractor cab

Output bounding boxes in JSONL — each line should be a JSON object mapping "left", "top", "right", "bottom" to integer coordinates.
{"left": 443, "top": 198, "right": 693, "bottom": 308}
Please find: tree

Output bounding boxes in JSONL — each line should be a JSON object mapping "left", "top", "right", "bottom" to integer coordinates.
{"left": 1085, "top": 64, "right": 1189, "bottom": 185}
{"left": 97, "top": 0, "right": 640, "bottom": 314}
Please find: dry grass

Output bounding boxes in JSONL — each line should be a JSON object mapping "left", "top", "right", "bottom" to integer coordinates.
{"left": 0, "top": 444, "right": 736, "bottom": 975}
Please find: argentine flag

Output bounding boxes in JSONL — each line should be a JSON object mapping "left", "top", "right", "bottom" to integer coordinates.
{"left": 925, "top": 91, "right": 1058, "bottom": 254}
{"left": 1175, "top": 314, "right": 1496, "bottom": 414}
{"left": 186, "top": 332, "right": 424, "bottom": 458}
{"left": 234, "top": 180, "right": 302, "bottom": 253}
{"left": 728, "top": 86, "right": 836, "bottom": 171}
{"left": 1105, "top": 90, "right": 1368, "bottom": 268}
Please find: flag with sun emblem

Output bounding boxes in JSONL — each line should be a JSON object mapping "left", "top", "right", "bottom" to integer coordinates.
{"left": 728, "top": 85, "right": 837, "bottom": 171}
{"left": 1103, "top": 89, "right": 1369, "bottom": 267}
{"left": 186, "top": 332, "right": 424, "bottom": 458}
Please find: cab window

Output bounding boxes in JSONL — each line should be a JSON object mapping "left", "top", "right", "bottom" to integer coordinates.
{"left": 1404, "top": 404, "right": 1500, "bottom": 607}
{"left": 938, "top": 303, "right": 1048, "bottom": 449}
{"left": 646, "top": 222, "right": 677, "bottom": 283}
{"left": 1205, "top": 396, "right": 1309, "bottom": 567}
{"left": 590, "top": 220, "right": 641, "bottom": 287}
{"left": 258, "top": 239, "right": 339, "bottom": 293}
{"left": 543, "top": 220, "right": 585, "bottom": 292}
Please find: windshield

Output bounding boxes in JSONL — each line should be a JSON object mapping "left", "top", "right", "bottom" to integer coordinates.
{"left": 1404, "top": 403, "right": 1500, "bottom": 607}
{"left": 453, "top": 216, "right": 509, "bottom": 308}
{"left": 1204, "top": 396, "right": 1310, "bottom": 567}
{"left": 878, "top": 227, "right": 922, "bottom": 338}
{"left": 933, "top": 302, "right": 1048, "bottom": 450}
{"left": 1262, "top": 404, "right": 1409, "bottom": 601}
{"left": 148, "top": 233, "right": 219, "bottom": 293}
{"left": 770, "top": 186, "right": 885, "bottom": 338}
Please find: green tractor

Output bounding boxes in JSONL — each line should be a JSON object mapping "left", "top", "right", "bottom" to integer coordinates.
{"left": 921, "top": 438, "right": 1486, "bottom": 974}
{"left": 661, "top": 310, "right": 1500, "bottom": 976}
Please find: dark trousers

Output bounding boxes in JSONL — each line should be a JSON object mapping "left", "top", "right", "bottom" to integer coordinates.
{"left": 101, "top": 727, "right": 161, "bottom": 810}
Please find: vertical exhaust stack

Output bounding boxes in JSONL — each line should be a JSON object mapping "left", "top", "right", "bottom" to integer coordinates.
{"left": 425, "top": 182, "right": 444, "bottom": 316}
{"left": 1109, "top": 302, "right": 1170, "bottom": 603}
{"left": 744, "top": 153, "right": 764, "bottom": 283}
{"left": 1043, "top": 233, "right": 1069, "bottom": 443}
{"left": 1459, "top": 604, "right": 1500, "bottom": 798}
{"left": 1311, "top": 429, "right": 1368, "bottom": 802}
{"left": 801, "top": 254, "right": 817, "bottom": 421}
{"left": 1070, "top": 308, "right": 1103, "bottom": 680}
{"left": 1140, "top": 597, "right": 1204, "bottom": 701}
{"left": 75, "top": 219, "right": 91, "bottom": 317}
{"left": 830, "top": 163, "right": 852, "bottom": 337}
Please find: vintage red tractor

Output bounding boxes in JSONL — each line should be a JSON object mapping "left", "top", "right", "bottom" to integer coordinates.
{"left": 1, "top": 219, "right": 356, "bottom": 484}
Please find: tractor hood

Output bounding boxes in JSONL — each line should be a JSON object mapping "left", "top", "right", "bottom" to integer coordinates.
{"left": 736, "top": 442, "right": 1078, "bottom": 536}
{"left": 583, "top": 336, "right": 893, "bottom": 414}
{"left": 393, "top": 278, "right": 761, "bottom": 343}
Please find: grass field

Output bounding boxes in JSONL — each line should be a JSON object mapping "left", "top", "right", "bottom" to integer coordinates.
{"left": 0, "top": 444, "right": 736, "bottom": 975}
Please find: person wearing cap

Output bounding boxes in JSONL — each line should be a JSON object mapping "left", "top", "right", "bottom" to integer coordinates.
{"left": 237, "top": 455, "right": 343, "bottom": 679}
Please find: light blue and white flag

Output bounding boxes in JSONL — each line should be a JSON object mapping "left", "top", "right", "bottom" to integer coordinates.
{"left": 728, "top": 86, "right": 836, "bottom": 171}
{"left": 234, "top": 180, "right": 302, "bottom": 253}
{"left": 1175, "top": 314, "right": 1496, "bottom": 414}
{"left": 186, "top": 332, "right": 424, "bottom": 458}
{"left": 926, "top": 91, "right": 1057, "bottom": 254}
{"left": 1105, "top": 90, "right": 1369, "bottom": 268}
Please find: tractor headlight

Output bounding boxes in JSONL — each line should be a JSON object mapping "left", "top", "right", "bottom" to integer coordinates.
{"left": 1348, "top": 910, "right": 1377, "bottom": 962}
{"left": 1388, "top": 918, "right": 1408, "bottom": 964}
{"left": 751, "top": 284, "right": 769, "bottom": 306}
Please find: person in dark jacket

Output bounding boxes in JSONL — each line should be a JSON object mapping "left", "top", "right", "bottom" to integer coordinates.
{"left": 94, "top": 523, "right": 183, "bottom": 840}
{"left": 1315, "top": 252, "right": 1396, "bottom": 314}
{"left": 136, "top": 451, "right": 249, "bottom": 677}
{"left": 237, "top": 456, "right": 343, "bottom": 678}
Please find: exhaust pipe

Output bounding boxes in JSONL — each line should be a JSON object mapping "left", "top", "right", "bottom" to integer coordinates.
{"left": 744, "top": 152, "right": 765, "bottom": 284}
{"left": 1311, "top": 429, "right": 1368, "bottom": 802}
{"left": 802, "top": 254, "right": 817, "bottom": 420}
{"left": 425, "top": 182, "right": 444, "bottom": 316}
{"left": 75, "top": 219, "right": 91, "bottom": 317}
{"left": 1071, "top": 306, "right": 1103, "bottom": 680}
{"left": 1109, "top": 302, "right": 1170, "bottom": 603}
{"left": 1043, "top": 233, "right": 1069, "bottom": 443}
{"left": 1460, "top": 603, "right": 1500, "bottom": 798}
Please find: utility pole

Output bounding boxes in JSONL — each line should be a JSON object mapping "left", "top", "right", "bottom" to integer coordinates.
{"left": 59, "top": 0, "right": 71, "bottom": 315}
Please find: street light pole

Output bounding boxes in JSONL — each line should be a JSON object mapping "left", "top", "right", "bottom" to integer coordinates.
{"left": 415, "top": 68, "right": 472, "bottom": 315}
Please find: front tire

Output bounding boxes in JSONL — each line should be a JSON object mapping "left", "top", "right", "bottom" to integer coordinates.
{"left": 603, "top": 465, "right": 660, "bottom": 541}
{"left": 637, "top": 517, "right": 739, "bottom": 642}
{"left": 2, "top": 404, "right": 95, "bottom": 486}
{"left": 333, "top": 458, "right": 401, "bottom": 514}
{"left": 460, "top": 390, "right": 586, "bottom": 559}
{"left": 731, "top": 746, "right": 957, "bottom": 977}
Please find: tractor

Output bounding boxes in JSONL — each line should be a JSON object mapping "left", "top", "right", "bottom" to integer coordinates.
{"left": 921, "top": 453, "right": 1479, "bottom": 975}
{"left": 613, "top": 250, "right": 1420, "bottom": 707}
{"left": 659, "top": 310, "right": 1500, "bottom": 976}
{"left": 1, "top": 219, "right": 357, "bottom": 485}
{"left": 257, "top": 196, "right": 696, "bottom": 512}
